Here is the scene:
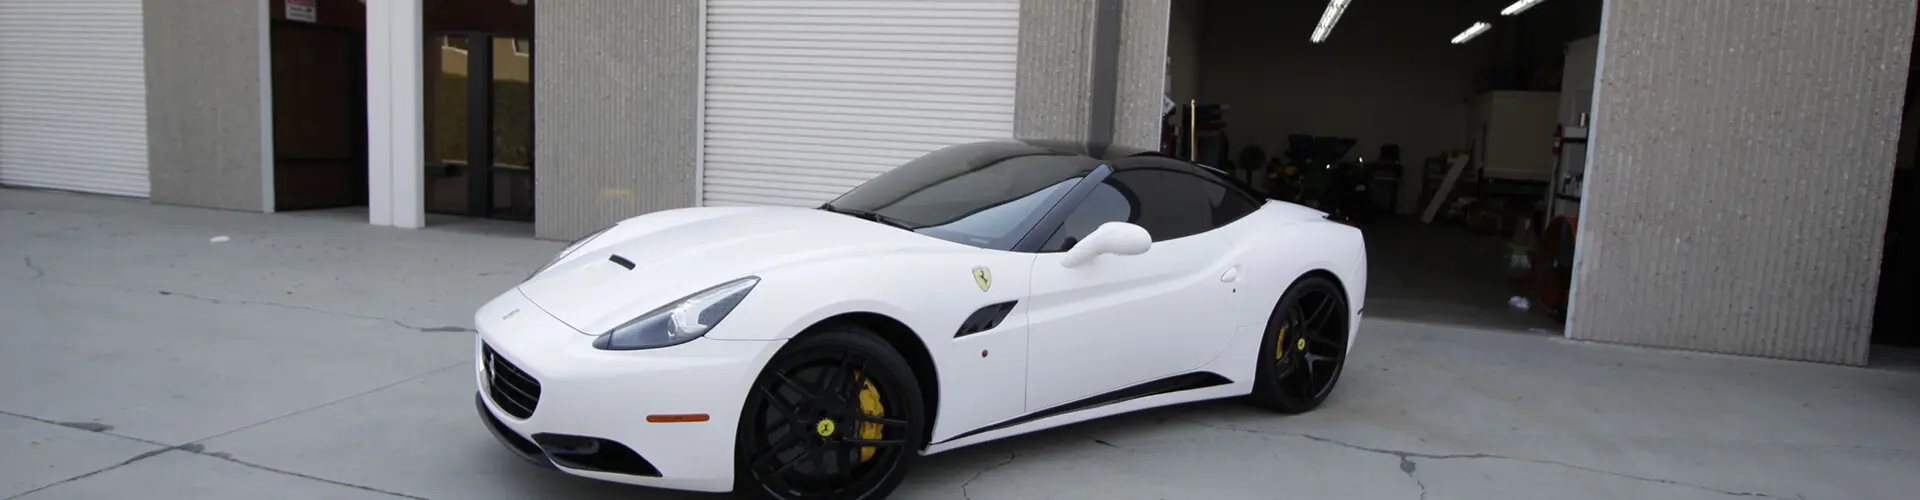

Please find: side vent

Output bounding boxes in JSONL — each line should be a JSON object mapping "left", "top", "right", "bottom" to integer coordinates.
{"left": 955, "top": 301, "right": 1018, "bottom": 338}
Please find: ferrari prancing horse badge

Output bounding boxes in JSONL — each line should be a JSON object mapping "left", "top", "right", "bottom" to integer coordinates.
{"left": 972, "top": 266, "right": 992, "bottom": 292}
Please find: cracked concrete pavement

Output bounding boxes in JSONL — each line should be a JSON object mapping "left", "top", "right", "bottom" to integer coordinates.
{"left": 3, "top": 188, "right": 1919, "bottom": 499}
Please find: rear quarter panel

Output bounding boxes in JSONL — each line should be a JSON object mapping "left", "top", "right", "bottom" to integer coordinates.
{"left": 1230, "top": 204, "right": 1369, "bottom": 338}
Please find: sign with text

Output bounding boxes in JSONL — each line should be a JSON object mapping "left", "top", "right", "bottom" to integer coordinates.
{"left": 285, "top": 0, "right": 317, "bottom": 23}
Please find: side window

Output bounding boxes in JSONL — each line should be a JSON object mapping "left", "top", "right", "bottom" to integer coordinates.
{"left": 1042, "top": 180, "right": 1133, "bottom": 252}
{"left": 1192, "top": 173, "right": 1261, "bottom": 228}
{"left": 1040, "top": 168, "right": 1220, "bottom": 252}
{"left": 1112, "top": 169, "right": 1212, "bottom": 242}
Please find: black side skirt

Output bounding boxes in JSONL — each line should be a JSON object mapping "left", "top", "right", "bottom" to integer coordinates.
{"left": 934, "top": 372, "right": 1233, "bottom": 445}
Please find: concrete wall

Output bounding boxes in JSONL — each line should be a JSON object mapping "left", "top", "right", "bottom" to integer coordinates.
{"left": 1571, "top": 0, "right": 1916, "bottom": 365}
{"left": 144, "top": 0, "right": 266, "bottom": 212}
{"left": 1013, "top": 0, "right": 1168, "bottom": 149}
{"left": 1114, "top": 0, "right": 1171, "bottom": 149}
{"left": 533, "top": 0, "right": 698, "bottom": 240}
{"left": 1195, "top": 0, "right": 1492, "bottom": 175}
{"left": 1012, "top": 1, "right": 1092, "bottom": 145}
{"left": 1166, "top": 0, "right": 1200, "bottom": 104}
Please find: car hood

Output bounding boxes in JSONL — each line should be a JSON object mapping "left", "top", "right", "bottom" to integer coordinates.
{"left": 516, "top": 206, "right": 961, "bottom": 335}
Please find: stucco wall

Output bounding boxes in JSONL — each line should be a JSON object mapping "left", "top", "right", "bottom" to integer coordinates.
{"left": 1570, "top": 0, "right": 1916, "bottom": 365}
{"left": 1014, "top": 0, "right": 1167, "bottom": 149}
{"left": 1165, "top": 0, "right": 1200, "bottom": 104}
{"left": 1012, "top": 1, "right": 1092, "bottom": 144}
{"left": 144, "top": 0, "right": 266, "bottom": 212}
{"left": 533, "top": 0, "right": 699, "bottom": 240}
{"left": 1114, "top": 0, "right": 1170, "bottom": 150}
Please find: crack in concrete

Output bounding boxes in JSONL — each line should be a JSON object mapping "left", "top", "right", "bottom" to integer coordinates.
{"left": 0, "top": 409, "right": 429, "bottom": 500}
{"left": 960, "top": 452, "right": 1018, "bottom": 500}
{"left": 190, "top": 361, "right": 468, "bottom": 445}
{"left": 57, "top": 421, "right": 113, "bottom": 432}
{"left": 1401, "top": 456, "right": 1427, "bottom": 500}
{"left": 194, "top": 451, "right": 430, "bottom": 500}
{"left": 1174, "top": 417, "right": 1798, "bottom": 500}
{"left": 22, "top": 256, "right": 44, "bottom": 280}
{"left": 18, "top": 261, "right": 474, "bottom": 334}
{"left": 0, "top": 409, "right": 171, "bottom": 449}
{"left": 0, "top": 443, "right": 202, "bottom": 500}
{"left": 152, "top": 289, "right": 474, "bottom": 334}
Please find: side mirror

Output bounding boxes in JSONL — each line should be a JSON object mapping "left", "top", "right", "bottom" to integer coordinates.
{"left": 1061, "top": 222, "right": 1151, "bottom": 268}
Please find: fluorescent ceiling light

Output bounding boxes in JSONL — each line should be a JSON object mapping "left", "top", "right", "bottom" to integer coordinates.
{"left": 1310, "top": 0, "right": 1354, "bottom": 43}
{"left": 1501, "top": 0, "right": 1549, "bottom": 16}
{"left": 1451, "top": 22, "right": 1492, "bottom": 44}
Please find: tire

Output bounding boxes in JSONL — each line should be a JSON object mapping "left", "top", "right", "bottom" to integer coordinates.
{"left": 1248, "top": 276, "right": 1351, "bottom": 414}
{"left": 736, "top": 327, "right": 925, "bottom": 500}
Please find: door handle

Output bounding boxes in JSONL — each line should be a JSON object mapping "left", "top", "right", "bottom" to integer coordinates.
{"left": 1220, "top": 265, "right": 1241, "bottom": 283}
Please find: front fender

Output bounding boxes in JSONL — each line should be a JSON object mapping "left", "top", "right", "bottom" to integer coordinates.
{"left": 703, "top": 249, "right": 1035, "bottom": 342}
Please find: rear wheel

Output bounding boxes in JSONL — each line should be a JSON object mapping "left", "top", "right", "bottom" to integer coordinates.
{"left": 1249, "top": 276, "right": 1350, "bottom": 413}
{"left": 737, "top": 328, "right": 924, "bottom": 500}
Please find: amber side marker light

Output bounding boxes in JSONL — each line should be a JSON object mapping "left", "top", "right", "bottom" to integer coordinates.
{"left": 647, "top": 414, "right": 711, "bottom": 423}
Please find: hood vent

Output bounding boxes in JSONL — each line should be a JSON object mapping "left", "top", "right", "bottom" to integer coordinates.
{"left": 608, "top": 254, "right": 636, "bottom": 270}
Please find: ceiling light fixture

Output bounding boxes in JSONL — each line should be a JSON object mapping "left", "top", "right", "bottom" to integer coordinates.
{"left": 1500, "top": 0, "right": 1549, "bottom": 16}
{"left": 1451, "top": 22, "right": 1492, "bottom": 44}
{"left": 1310, "top": 0, "right": 1354, "bottom": 43}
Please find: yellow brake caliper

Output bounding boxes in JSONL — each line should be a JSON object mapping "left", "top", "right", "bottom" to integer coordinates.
{"left": 854, "top": 371, "right": 886, "bottom": 463}
{"left": 1276, "top": 326, "right": 1288, "bottom": 359}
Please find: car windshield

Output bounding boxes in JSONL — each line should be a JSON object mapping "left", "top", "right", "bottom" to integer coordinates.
{"left": 824, "top": 141, "right": 1103, "bottom": 250}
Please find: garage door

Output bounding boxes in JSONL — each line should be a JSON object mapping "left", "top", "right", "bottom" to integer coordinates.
{"left": 0, "top": 0, "right": 150, "bottom": 197}
{"left": 700, "top": 0, "right": 1019, "bottom": 207}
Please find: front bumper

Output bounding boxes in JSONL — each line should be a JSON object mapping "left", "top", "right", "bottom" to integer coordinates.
{"left": 473, "top": 288, "right": 784, "bottom": 493}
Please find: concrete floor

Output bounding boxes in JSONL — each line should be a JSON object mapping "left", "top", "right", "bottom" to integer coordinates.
{"left": 1359, "top": 216, "right": 1561, "bottom": 333}
{"left": 3, "top": 188, "right": 1918, "bottom": 500}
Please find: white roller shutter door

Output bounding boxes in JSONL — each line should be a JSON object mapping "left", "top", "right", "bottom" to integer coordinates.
{"left": 701, "top": 0, "right": 1018, "bottom": 207}
{"left": 0, "top": 0, "right": 150, "bottom": 197}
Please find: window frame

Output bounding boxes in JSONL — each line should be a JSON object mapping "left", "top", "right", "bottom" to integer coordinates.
{"left": 1020, "top": 158, "right": 1268, "bottom": 254}
{"left": 1011, "top": 164, "right": 1118, "bottom": 253}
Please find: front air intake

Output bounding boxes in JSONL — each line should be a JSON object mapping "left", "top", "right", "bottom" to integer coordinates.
{"left": 482, "top": 343, "right": 542, "bottom": 419}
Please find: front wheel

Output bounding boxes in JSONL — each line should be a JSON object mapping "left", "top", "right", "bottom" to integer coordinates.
{"left": 737, "top": 327, "right": 924, "bottom": 500}
{"left": 1249, "top": 276, "right": 1351, "bottom": 413}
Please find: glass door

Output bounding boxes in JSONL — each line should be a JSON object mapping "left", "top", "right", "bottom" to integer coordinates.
{"left": 424, "top": 33, "right": 534, "bottom": 220}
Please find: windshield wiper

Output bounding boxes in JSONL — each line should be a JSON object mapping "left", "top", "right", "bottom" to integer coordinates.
{"left": 822, "top": 204, "right": 914, "bottom": 230}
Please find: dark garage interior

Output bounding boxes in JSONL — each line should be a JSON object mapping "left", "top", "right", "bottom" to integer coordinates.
{"left": 1157, "top": 0, "right": 1917, "bottom": 360}
{"left": 1160, "top": 0, "right": 1602, "bottom": 333}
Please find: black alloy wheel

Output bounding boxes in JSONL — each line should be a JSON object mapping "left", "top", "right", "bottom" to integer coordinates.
{"left": 738, "top": 328, "right": 924, "bottom": 500}
{"left": 1250, "top": 276, "right": 1350, "bottom": 413}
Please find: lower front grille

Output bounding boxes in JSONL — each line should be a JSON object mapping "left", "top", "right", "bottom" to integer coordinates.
{"left": 533, "top": 433, "right": 663, "bottom": 477}
{"left": 483, "top": 343, "right": 541, "bottom": 419}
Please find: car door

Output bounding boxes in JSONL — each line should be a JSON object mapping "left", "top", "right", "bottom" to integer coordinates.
{"left": 1023, "top": 167, "right": 1244, "bottom": 411}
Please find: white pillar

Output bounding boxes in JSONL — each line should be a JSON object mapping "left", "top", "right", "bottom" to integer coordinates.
{"left": 365, "top": 0, "right": 392, "bottom": 226}
{"left": 388, "top": 0, "right": 424, "bottom": 228}
{"left": 366, "top": 0, "right": 425, "bottom": 228}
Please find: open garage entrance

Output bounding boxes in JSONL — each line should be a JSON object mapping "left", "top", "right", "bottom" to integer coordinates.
{"left": 1161, "top": 0, "right": 1601, "bottom": 332}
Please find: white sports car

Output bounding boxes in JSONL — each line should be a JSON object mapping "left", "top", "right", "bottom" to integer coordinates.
{"left": 474, "top": 139, "right": 1367, "bottom": 499}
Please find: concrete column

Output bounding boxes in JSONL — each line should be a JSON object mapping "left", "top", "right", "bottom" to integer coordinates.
{"left": 366, "top": 0, "right": 425, "bottom": 228}
{"left": 1015, "top": 0, "right": 1170, "bottom": 149}
{"left": 532, "top": 0, "right": 700, "bottom": 241}
{"left": 1570, "top": 0, "right": 1916, "bottom": 365}
{"left": 143, "top": 0, "right": 269, "bottom": 212}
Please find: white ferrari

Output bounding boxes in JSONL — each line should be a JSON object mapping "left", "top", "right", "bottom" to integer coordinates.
{"left": 474, "top": 139, "right": 1367, "bottom": 499}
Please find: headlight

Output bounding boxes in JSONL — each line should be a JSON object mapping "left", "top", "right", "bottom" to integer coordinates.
{"left": 528, "top": 227, "right": 610, "bottom": 280}
{"left": 592, "top": 277, "right": 759, "bottom": 351}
